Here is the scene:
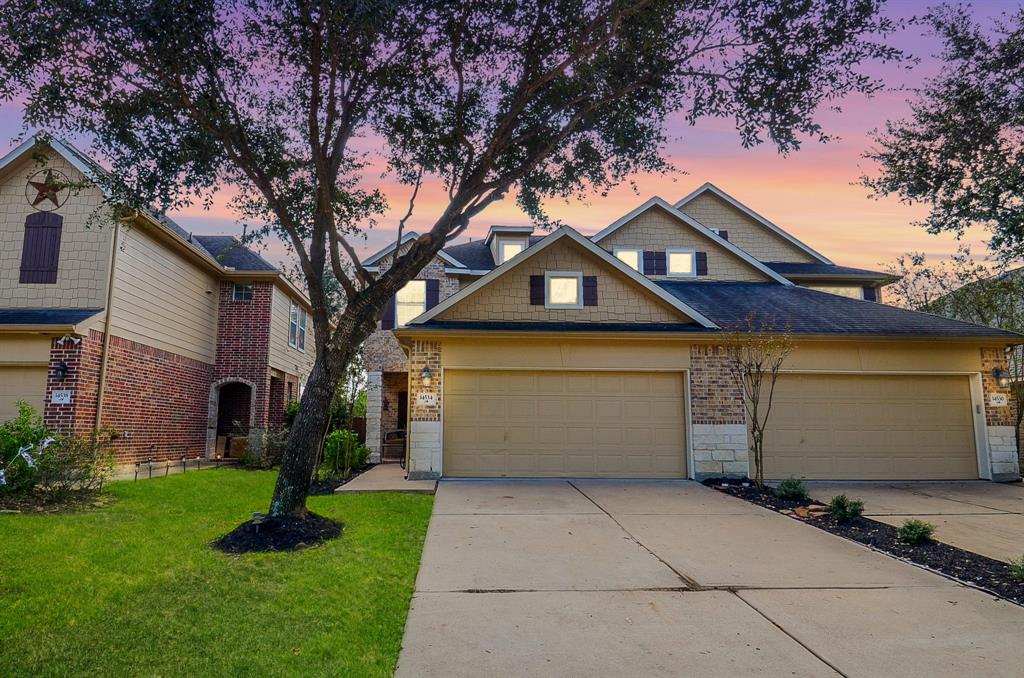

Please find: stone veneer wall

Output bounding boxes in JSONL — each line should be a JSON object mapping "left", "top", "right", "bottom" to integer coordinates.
{"left": 406, "top": 340, "right": 443, "bottom": 479}
{"left": 980, "top": 347, "right": 1021, "bottom": 480}
{"left": 689, "top": 344, "right": 748, "bottom": 478}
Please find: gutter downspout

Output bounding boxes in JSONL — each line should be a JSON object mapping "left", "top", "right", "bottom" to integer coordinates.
{"left": 94, "top": 217, "right": 127, "bottom": 429}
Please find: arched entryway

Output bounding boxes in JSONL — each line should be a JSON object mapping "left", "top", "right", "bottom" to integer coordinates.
{"left": 207, "top": 378, "right": 257, "bottom": 459}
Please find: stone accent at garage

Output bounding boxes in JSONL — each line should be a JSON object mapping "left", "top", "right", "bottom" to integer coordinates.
{"left": 407, "top": 340, "right": 442, "bottom": 479}
{"left": 689, "top": 345, "right": 748, "bottom": 479}
{"left": 980, "top": 347, "right": 1021, "bottom": 481}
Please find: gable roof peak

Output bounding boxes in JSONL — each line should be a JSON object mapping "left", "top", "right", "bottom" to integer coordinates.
{"left": 674, "top": 182, "right": 833, "bottom": 265}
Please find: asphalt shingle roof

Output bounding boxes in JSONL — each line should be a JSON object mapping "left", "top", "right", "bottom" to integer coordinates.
{"left": 764, "top": 262, "right": 892, "bottom": 279}
{"left": 657, "top": 282, "right": 1021, "bottom": 338}
{"left": 0, "top": 308, "right": 103, "bottom": 325}
{"left": 193, "top": 236, "right": 277, "bottom": 272}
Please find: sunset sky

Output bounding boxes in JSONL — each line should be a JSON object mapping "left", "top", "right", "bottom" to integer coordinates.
{"left": 1, "top": 1, "right": 1016, "bottom": 272}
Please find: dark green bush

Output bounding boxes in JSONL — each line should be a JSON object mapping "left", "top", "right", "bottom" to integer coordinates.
{"left": 321, "top": 429, "right": 368, "bottom": 480}
{"left": 283, "top": 400, "right": 301, "bottom": 427}
{"left": 774, "top": 477, "right": 808, "bottom": 500}
{"left": 0, "top": 401, "right": 52, "bottom": 494}
{"left": 36, "top": 429, "right": 115, "bottom": 499}
{"left": 827, "top": 494, "right": 864, "bottom": 522}
{"left": 1009, "top": 556, "right": 1024, "bottom": 583}
{"left": 897, "top": 518, "right": 935, "bottom": 544}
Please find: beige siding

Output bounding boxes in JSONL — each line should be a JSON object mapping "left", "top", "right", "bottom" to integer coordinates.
{"left": 678, "top": 192, "right": 817, "bottom": 263}
{"left": 598, "top": 205, "right": 770, "bottom": 282}
{"left": 0, "top": 335, "right": 51, "bottom": 365}
{"left": 0, "top": 365, "right": 48, "bottom": 422}
{"left": 108, "top": 225, "right": 219, "bottom": 363}
{"left": 435, "top": 237, "right": 693, "bottom": 323}
{"left": 0, "top": 152, "right": 113, "bottom": 308}
{"left": 269, "top": 284, "right": 316, "bottom": 381}
{"left": 441, "top": 337, "right": 691, "bottom": 370}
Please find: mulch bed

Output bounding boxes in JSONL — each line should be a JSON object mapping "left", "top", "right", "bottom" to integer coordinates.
{"left": 212, "top": 513, "right": 342, "bottom": 554}
{"left": 0, "top": 491, "right": 114, "bottom": 514}
{"left": 704, "top": 477, "right": 1024, "bottom": 607}
{"left": 308, "top": 464, "right": 374, "bottom": 495}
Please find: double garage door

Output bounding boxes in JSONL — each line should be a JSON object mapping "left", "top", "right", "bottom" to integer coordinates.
{"left": 0, "top": 365, "right": 48, "bottom": 422}
{"left": 443, "top": 370, "right": 687, "bottom": 478}
{"left": 442, "top": 369, "right": 980, "bottom": 480}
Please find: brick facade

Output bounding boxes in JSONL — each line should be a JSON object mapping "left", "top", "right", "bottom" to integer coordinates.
{"left": 406, "top": 340, "right": 443, "bottom": 479}
{"left": 689, "top": 344, "right": 749, "bottom": 478}
{"left": 980, "top": 347, "right": 1020, "bottom": 480}
{"left": 214, "top": 280, "right": 273, "bottom": 431}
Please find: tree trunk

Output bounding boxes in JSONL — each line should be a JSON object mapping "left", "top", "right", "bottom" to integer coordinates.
{"left": 268, "top": 355, "right": 339, "bottom": 518}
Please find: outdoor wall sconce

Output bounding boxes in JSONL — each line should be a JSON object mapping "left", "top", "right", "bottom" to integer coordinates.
{"left": 55, "top": 360, "right": 69, "bottom": 380}
{"left": 993, "top": 367, "right": 1011, "bottom": 388}
{"left": 421, "top": 366, "right": 433, "bottom": 388}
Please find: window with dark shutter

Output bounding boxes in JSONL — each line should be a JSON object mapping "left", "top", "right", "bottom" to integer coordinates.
{"left": 582, "top": 276, "right": 598, "bottom": 306}
{"left": 19, "top": 212, "right": 63, "bottom": 284}
{"left": 695, "top": 252, "right": 708, "bottom": 276}
{"left": 862, "top": 286, "right": 877, "bottom": 302}
{"left": 381, "top": 295, "right": 397, "bottom": 329}
{"left": 425, "top": 279, "right": 440, "bottom": 309}
{"left": 529, "top": 275, "right": 545, "bottom": 305}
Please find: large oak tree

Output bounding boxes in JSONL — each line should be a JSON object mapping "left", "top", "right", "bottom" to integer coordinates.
{"left": 0, "top": 0, "right": 903, "bottom": 519}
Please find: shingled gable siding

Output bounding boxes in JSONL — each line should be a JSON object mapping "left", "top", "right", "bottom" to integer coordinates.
{"left": 689, "top": 344, "right": 748, "bottom": 479}
{"left": 600, "top": 204, "right": 769, "bottom": 282}
{"left": 434, "top": 239, "right": 686, "bottom": 323}
{"left": 678, "top": 191, "right": 818, "bottom": 263}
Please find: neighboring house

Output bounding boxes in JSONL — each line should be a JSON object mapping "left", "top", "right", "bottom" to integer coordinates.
{"left": 362, "top": 183, "right": 1021, "bottom": 483}
{"left": 0, "top": 136, "right": 315, "bottom": 464}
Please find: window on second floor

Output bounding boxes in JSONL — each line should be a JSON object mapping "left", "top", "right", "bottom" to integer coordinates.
{"left": 545, "top": 271, "right": 583, "bottom": 309}
{"left": 497, "top": 239, "right": 526, "bottom": 265}
{"left": 232, "top": 283, "right": 253, "bottom": 301}
{"left": 613, "top": 247, "right": 643, "bottom": 272}
{"left": 289, "top": 301, "right": 307, "bottom": 351}
{"left": 666, "top": 248, "right": 696, "bottom": 277}
{"left": 396, "top": 279, "right": 427, "bottom": 327}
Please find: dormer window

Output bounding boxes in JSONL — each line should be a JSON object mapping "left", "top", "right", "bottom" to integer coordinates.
{"left": 497, "top": 240, "right": 525, "bottom": 264}
{"left": 613, "top": 247, "right": 643, "bottom": 272}
{"left": 545, "top": 271, "right": 582, "bottom": 309}
{"left": 666, "top": 248, "right": 696, "bottom": 278}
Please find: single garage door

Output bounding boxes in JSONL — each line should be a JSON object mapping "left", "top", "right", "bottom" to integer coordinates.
{"left": 443, "top": 370, "right": 686, "bottom": 478}
{"left": 763, "top": 373, "right": 979, "bottom": 480}
{"left": 0, "top": 365, "right": 48, "bottom": 423}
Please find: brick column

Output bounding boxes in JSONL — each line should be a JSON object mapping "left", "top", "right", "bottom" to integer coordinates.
{"left": 690, "top": 344, "right": 748, "bottom": 479}
{"left": 407, "top": 340, "right": 442, "bottom": 479}
{"left": 980, "top": 347, "right": 1021, "bottom": 481}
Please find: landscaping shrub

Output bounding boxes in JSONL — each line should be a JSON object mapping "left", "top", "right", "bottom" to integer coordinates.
{"left": 1009, "top": 556, "right": 1024, "bottom": 583}
{"left": 774, "top": 477, "right": 808, "bottom": 500}
{"left": 321, "top": 429, "right": 368, "bottom": 480}
{"left": 0, "top": 401, "right": 51, "bottom": 494}
{"left": 283, "top": 400, "right": 300, "bottom": 427}
{"left": 827, "top": 494, "right": 864, "bottom": 522}
{"left": 242, "top": 428, "right": 289, "bottom": 469}
{"left": 897, "top": 518, "right": 935, "bottom": 544}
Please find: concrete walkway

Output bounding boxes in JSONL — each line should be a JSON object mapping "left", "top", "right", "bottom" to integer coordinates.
{"left": 397, "top": 479, "right": 1024, "bottom": 678}
{"left": 334, "top": 463, "right": 436, "bottom": 493}
{"left": 807, "top": 481, "right": 1024, "bottom": 562}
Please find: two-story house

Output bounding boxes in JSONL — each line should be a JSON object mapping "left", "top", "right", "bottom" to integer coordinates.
{"left": 363, "top": 184, "right": 1021, "bottom": 483}
{"left": 0, "top": 136, "right": 315, "bottom": 465}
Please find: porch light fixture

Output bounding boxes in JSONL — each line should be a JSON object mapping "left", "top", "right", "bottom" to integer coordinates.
{"left": 55, "top": 360, "right": 69, "bottom": 380}
{"left": 993, "top": 367, "right": 1011, "bottom": 388}
{"left": 420, "top": 366, "right": 433, "bottom": 388}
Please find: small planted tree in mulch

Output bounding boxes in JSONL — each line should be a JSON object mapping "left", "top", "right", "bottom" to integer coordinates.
{"left": 722, "top": 315, "right": 793, "bottom": 488}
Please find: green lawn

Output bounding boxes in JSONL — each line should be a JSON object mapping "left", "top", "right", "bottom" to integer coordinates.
{"left": 0, "top": 469, "right": 433, "bottom": 677}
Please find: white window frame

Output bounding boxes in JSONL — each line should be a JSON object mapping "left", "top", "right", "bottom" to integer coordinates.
{"left": 666, "top": 247, "right": 697, "bottom": 278}
{"left": 544, "top": 271, "right": 583, "bottom": 309}
{"left": 497, "top": 239, "right": 528, "bottom": 265}
{"left": 396, "top": 279, "right": 427, "bottom": 327}
{"left": 289, "top": 301, "right": 307, "bottom": 352}
{"left": 613, "top": 247, "right": 643, "bottom": 273}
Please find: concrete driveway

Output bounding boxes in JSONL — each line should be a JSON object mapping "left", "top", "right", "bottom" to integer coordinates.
{"left": 807, "top": 481, "right": 1024, "bottom": 562}
{"left": 396, "top": 479, "right": 1024, "bottom": 678}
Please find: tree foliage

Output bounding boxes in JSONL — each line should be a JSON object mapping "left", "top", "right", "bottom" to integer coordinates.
{"left": 862, "top": 5, "right": 1024, "bottom": 259}
{"left": 0, "top": 0, "right": 904, "bottom": 517}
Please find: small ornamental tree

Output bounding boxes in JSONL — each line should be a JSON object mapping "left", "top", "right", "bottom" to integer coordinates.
{"left": 0, "top": 0, "right": 904, "bottom": 521}
{"left": 723, "top": 315, "right": 793, "bottom": 488}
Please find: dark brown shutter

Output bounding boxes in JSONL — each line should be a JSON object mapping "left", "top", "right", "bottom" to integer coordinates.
{"left": 695, "top": 251, "right": 708, "bottom": 276}
{"left": 644, "top": 251, "right": 666, "bottom": 275}
{"left": 582, "top": 276, "right": 598, "bottom": 306}
{"left": 19, "top": 212, "right": 63, "bottom": 284}
{"left": 381, "top": 295, "right": 396, "bottom": 329}
{"left": 425, "top": 279, "right": 440, "bottom": 309}
{"left": 718, "top": 230, "right": 729, "bottom": 241}
{"left": 862, "top": 286, "right": 877, "bottom": 302}
{"left": 529, "top": 275, "right": 545, "bottom": 305}
{"left": 642, "top": 251, "right": 655, "bottom": 274}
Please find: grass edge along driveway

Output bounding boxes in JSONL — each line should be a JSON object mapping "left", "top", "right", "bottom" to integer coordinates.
{"left": 0, "top": 469, "right": 433, "bottom": 678}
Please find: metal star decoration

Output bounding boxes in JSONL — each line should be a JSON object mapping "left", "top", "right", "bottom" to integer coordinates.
{"left": 29, "top": 169, "right": 64, "bottom": 207}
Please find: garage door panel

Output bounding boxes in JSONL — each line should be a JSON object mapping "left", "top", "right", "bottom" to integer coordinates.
{"left": 765, "top": 374, "right": 977, "bottom": 480}
{"left": 443, "top": 370, "right": 686, "bottom": 478}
